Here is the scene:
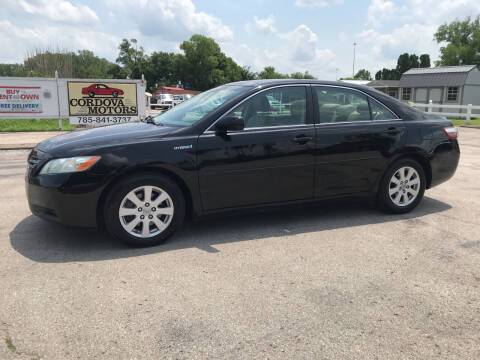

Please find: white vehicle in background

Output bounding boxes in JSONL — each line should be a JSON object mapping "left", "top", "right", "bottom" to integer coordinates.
{"left": 154, "top": 94, "right": 175, "bottom": 110}
{"left": 173, "top": 94, "right": 195, "bottom": 106}
{"left": 172, "top": 95, "right": 184, "bottom": 106}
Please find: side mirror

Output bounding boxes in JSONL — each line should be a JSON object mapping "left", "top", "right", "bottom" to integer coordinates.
{"left": 215, "top": 115, "right": 244, "bottom": 133}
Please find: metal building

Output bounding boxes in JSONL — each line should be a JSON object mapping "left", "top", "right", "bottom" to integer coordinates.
{"left": 366, "top": 80, "right": 400, "bottom": 99}
{"left": 398, "top": 65, "right": 480, "bottom": 106}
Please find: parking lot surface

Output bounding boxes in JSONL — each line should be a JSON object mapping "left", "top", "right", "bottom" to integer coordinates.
{"left": 0, "top": 128, "right": 479, "bottom": 359}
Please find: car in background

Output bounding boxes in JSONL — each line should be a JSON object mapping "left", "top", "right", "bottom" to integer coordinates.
{"left": 155, "top": 94, "right": 174, "bottom": 109}
{"left": 26, "top": 79, "right": 460, "bottom": 247}
{"left": 173, "top": 95, "right": 184, "bottom": 106}
{"left": 82, "top": 84, "right": 124, "bottom": 98}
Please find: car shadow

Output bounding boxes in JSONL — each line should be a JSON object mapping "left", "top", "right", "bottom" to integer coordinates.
{"left": 10, "top": 197, "right": 451, "bottom": 263}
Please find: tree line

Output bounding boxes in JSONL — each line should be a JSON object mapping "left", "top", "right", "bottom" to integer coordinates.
{"left": 0, "top": 16, "right": 478, "bottom": 90}
{"left": 0, "top": 35, "right": 313, "bottom": 92}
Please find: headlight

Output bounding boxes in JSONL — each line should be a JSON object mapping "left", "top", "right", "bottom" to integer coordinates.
{"left": 39, "top": 156, "right": 101, "bottom": 175}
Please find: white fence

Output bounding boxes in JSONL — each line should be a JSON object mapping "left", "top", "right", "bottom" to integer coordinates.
{"left": 410, "top": 100, "right": 480, "bottom": 124}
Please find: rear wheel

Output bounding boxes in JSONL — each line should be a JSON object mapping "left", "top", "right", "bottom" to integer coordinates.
{"left": 378, "top": 159, "right": 426, "bottom": 214}
{"left": 103, "top": 174, "right": 185, "bottom": 247}
{"left": 88, "top": 91, "right": 95, "bottom": 97}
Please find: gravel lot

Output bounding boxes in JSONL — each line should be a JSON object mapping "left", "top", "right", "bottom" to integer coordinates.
{"left": 0, "top": 128, "right": 479, "bottom": 359}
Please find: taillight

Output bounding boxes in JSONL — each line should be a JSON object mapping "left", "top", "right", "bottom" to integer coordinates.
{"left": 443, "top": 126, "right": 458, "bottom": 140}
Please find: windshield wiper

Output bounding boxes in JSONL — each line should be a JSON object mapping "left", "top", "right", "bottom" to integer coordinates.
{"left": 143, "top": 116, "right": 163, "bottom": 125}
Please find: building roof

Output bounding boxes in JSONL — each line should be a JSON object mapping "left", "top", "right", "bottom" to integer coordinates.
{"left": 159, "top": 86, "right": 184, "bottom": 91}
{"left": 367, "top": 80, "right": 399, "bottom": 88}
{"left": 400, "top": 65, "right": 478, "bottom": 87}
{"left": 403, "top": 65, "right": 476, "bottom": 75}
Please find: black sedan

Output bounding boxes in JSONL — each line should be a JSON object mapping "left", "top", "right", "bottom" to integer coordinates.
{"left": 26, "top": 80, "right": 460, "bottom": 247}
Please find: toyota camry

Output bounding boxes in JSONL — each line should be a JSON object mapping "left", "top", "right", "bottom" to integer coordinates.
{"left": 26, "top": 80, "right": 460, "bottom": 247}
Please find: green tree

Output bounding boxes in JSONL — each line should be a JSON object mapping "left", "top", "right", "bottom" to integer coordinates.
{"left": 396, "top": 53, "right": 412, "bottom": 74}
{"left": 116, "top": 38, "right": 148, "bottom": 78}
{"left": 409, "top": 54, "right": 419, "bottom": 68}
{"left": 290, "top": 71, "right": 316, "bottom": 79}
{"left": 376, "top": 52, "right": 430, "bottom": 81}
{"left": 73, "top": 50, "right": 115, "bottom": 78}
{"left": 145, "top": 51, "right": 181, "bottom": 90}
{"left": 0, "top": 64, "right": 27, "bottom": 77}
{"left": 107, "top": 64, "right": 128, "bottom": 79}
{"left": 24, "top": 50, "right": 74, "bottom": 77}
{"left": 176, "top": 34, "right": 248, "bottom": 90}
{"left": 434, "top": 16, "right": 480, "bottom": 66}
{"left": 375, "top": 68, "right": 400, "bottom": 80}
{"left": 354, "top": 69, "right": 372, "bottom": 80}
{"left": 420, "top": 54, "right": 431, "bottom": 68}
{"left": 20, "top": 49, "right": 118, "bottom": 78}
{"left": 177, "top": 35, "right": 222, "bottom": 90}
{"left": 257, "top": 66, "right": 289, "bottom": 79}
{"left": 239, "top": 66, "right": 257, "bottom": 80}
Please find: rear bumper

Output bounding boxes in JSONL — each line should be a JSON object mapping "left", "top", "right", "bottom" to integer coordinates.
{"left": 429, "top": 140, "right": 460, "bottom": 188}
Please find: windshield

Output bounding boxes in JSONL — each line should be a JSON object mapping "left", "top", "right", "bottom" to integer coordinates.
{"left": 153, "top": 85, "right": 246, "bottom": 127}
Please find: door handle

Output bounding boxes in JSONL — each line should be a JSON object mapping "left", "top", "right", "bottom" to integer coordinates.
{"left": 293, "top": 135, "right": 313, "bottom": 144}
{"left": 384, "top": 127, "right": 401, "bottom": 135}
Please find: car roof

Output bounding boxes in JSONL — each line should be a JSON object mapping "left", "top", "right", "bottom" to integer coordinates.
{"left": 225, "top": 79, "right": 371, "bottom": 90}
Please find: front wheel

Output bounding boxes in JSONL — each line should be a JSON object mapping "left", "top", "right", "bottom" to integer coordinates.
{"left": 103, "top": 174, "right": 185, "bottom": 247}
{"left": 378, "top": 159, "right": 426, "bottom": 214}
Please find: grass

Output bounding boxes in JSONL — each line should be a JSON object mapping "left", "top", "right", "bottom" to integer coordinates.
{"left": 0, "top": 118, "right": 76, "bottom": 132}
{"left": 5, "top": 336, "right": 16, "bottom": 353}
{"left": 448, "top": 118, "right": 480, "bottom": 126}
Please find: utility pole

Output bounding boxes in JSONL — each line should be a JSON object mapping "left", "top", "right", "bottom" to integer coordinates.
{"left": 353, "top": 42, "right": 357, "bottom": 78}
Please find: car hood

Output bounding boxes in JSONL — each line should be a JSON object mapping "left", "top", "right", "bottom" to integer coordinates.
{"left": 37, "top": 122, "right": 182, "bottom": 156}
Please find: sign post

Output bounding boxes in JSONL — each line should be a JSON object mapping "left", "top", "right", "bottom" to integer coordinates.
{"left": 55, "top": 71, "right": 62, "bottom": 130}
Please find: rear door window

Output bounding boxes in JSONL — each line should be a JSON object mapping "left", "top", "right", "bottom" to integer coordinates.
{"left": 369, "top": 99, "right": 397, "bottom": 120}
{"left": 315, "top": 87, "right": 370, "bottom": 123}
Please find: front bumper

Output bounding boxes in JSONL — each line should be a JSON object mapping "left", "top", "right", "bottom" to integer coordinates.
{"left": 26, "top": 181, "right": 102, "bottom": 227}
{"left": 25, "top": 150, "right": 105, "bottom": 227}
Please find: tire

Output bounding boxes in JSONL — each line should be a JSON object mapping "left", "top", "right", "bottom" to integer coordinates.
{"left": 378, "top": 158, "right": 426, "bottom": 214}
{"left": 112, "top": 91, "right": 118, "bottom": 97}
{"left": 103, "top": 174, "right": 185, "bottom": 247}
{"left": 88, "top": 91, "right": 95, "bottom": 97}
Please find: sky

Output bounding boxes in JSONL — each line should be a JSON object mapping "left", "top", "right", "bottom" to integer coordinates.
{"left": 1, "top": 0, "right": 479, "bottom": 80}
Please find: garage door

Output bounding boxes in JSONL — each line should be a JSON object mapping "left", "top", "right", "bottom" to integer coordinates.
{"left": 430, "top": 88, "right": 442, "bottom": 103}
{"left": 415, "top": 88, "right": 427, "bottom": 102}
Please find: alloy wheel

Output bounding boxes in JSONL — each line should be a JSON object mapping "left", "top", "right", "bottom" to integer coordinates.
{"left": 118, "top": 185, "right": 174, "bottom": 238}
{"left": 388, "top": 166, "right": 420, "bottom": 207}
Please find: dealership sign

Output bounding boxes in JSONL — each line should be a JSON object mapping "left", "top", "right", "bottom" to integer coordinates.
{"left": 0, "top": 86, "right": 43, "bottom": 114}
{"left": 0, "top": 77, "right": 146, "bottom": 125}
{"left": 68, "top": 82, "right": 140, "bottom": 125}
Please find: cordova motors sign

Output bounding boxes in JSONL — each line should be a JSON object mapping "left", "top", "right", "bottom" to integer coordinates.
{"left": 68, "top": 82, "right": 139, "bottom": 124}
{"left": 0, "top": 77, "right": 146, "bottom": 124}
